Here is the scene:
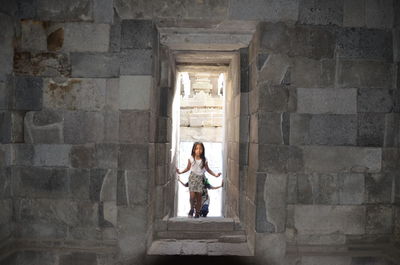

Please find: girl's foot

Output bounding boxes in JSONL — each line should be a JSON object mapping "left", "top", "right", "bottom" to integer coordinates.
{"left": 188, "top": 209, "right": 194, "bottom": 218}
{"left": 194, "top": 212, "right": 200, "bottom": 218}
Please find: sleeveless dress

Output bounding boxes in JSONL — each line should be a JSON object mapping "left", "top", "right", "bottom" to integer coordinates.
{"left": 188, "top": 156, "right": 207, "bottom": 193}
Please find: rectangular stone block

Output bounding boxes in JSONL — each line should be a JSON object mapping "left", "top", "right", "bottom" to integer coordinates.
{"left": 384, "top": 113, "right": 400, "bottom": 147}
{"left": 291, "top": 57, "right": 335, "bottom": 88}
{"left": 365, "top": 173, "right": 393, "bottom": 203}
{"left": 19, "top": 20, "right": 47, "bottom": 51}
{"left": 64, "top": 111, "right": 104, "bottom": 144}
{"left": 0, "top": 111, "right": 24, "bottom": 143}
{"left": 259, "top": 84, "right": 293, "bottom": 112}
{"left": 290, "top": 114, "right": 357, "bottom": 146}
{"left": 59, "top": 252, "right": 97, "bottom": 265}
{"left": 37, "top": 0, "right": 93, "bottom": 21}
{"left": 43, "top": 78, "right": 107, "bottom": 111}
{"left": 338, "top": 60, "right": 393, "bottom": 88}
{"left": 119, "top": 75, "right": 152, "bottom": 110}
{"left": 14, "top": 76, "right": 43, "bottom": 110}
{"left": 69, "top": 169, "right": 90, "bottom": 200}
{"left": 71, "top": 53, "right": 119, "bottom": 78}
{"left": 294, "top": 205, "right": 365, "bottom": 235}
{"left": 301, "top": 256, "right": 351, "bottom": 265}
{"left": 0, "top": 13, "right": 14, "bottom": 81}
{"left": 0, "top": 199, "right": 12, "bottom": 225}
{"left": 258, "top": 112, "right": 285, "bottom": 145}
{"left": 70, "top": 144, "right": 95, "bottom": 169}
{"left": 298, "top": 0, "right": 343, "bottom": 26}
{"left": 105, "top": 79, "right": 119, "bottom": 111}
{"left": 357, "top": 88, "right": 394, "bottom": 113}
{"left": 125, "top": 169, "right": 149, "bottom": 205}
{"left": 14, "top": 52, "right": 71, "bottom": 77}
{"left": 357, "top": 113, "right": 385, "bottom": 147}
{"left": 13, "top": 166, "right": 69, "bottom": 198}
{"left": 258, "top": 145, "right": 302, "bottom": 173}
{"left": 336, "top": 27, "right": 393, "bottom": 61}
{"left": 60, "top": 23, "right": 110, "bottom": 52}
{"left": 229, "top": 0, "right": 298, "bottom": 22}
{"left": 296, "top": 88, "right": 357, "bottom": 115}
{"left": 121, "top": 20, "right": 154, "bottom": 49}
{"left": 24, "top": 110, "right": 64, "bottom": 144}
{"left": 301, "top": 146, "right": 382, "bottom": 173}
{"left": 338, "top": 173, "right": 365, "bottom": 205}
{"left": 94, "top": 0, "right": 114, "bottom": 23}
{"left": 0, "top": 82, "right": 9, "bottom": 109}
{"left": 366, "top": 205, "right": 392, "bottom": 234}
{"left": 382, "top": 148, "right": 400, "bottom": 172}
{"left": 12, "top": 144, "right": 34, "bottom": 166}
{"left": 343, "top": 0, "right": 365, "bottom": 27}
{"left": 120, "top": 49, "right": 153, "bottom": 75}
{"left": 118, "top": 144, "right": 149, "bottom": 170}
{"left": 297, "top": 173, "right": 339, "bottom": 205}
{"left": 0, "top": 167, "right": 11, "bottom": 198}
{"left": 365, "top": 0, "right": 394, "bottom": 29}
{"left": 33, "top": 144, "right": 71, "bottom": 167}
{"left": 260, "top": 23, "right": 336, "bottom": 60}
{"left": 103, "top": 111, "right": 119, "bottom": 143}
{"left": 95, "top": 143, "right": 119, "bottom": 169}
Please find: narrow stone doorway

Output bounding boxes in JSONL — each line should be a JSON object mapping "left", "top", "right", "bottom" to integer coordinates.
{"left": 175, "top": 70, "right": 226, "bottom": 218}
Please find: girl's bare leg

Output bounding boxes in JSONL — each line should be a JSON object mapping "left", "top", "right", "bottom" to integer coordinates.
{"left": 194, "top": 192, "right": 202, "bottom": 217}
{"left": 189, "top": 192, "right": 196, "bottom": 216}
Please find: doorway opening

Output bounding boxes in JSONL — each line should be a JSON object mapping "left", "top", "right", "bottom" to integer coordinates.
{"left": 174, "top": 70, "right": 226, "bottom": 217}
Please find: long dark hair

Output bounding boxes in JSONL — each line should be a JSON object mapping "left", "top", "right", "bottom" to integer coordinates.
{"left": 191, "top": 142, "right": 206, "bottom": 168}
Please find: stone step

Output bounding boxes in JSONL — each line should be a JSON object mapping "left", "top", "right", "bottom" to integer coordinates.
{"left": 156, "top": 230, "right": 246, "bottom": 242}
{"left": 147, "top": 239, "right": 253, "bottom": 256}
{"left": 167, "top": 217, "right": 235, "bottom": 232}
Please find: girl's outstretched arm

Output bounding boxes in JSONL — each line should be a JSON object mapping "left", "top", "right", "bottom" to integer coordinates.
{"left": 205, "top": 162, "right": 221, "bottom": 177}
{"left": 176, "top": 159, "right": 191, "bottom": 174}
{"left": 177, "top": 176, "right": 188, "bottom": 187}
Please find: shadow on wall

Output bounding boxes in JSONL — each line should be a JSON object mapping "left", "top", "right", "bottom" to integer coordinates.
{"left": 147, "top": 256, "right": 255, "bottom": 265}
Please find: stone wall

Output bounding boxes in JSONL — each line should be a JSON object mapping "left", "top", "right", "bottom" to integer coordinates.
{"left": 247, "top": 1, "right": 400, "bottom": 264}
{"left": 0, "top": 0, "right": 399, "bottom": 264}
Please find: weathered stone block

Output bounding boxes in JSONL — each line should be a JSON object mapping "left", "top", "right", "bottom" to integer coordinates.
{"left": 95, "top": 143, "right": 118, "bottom": 169}
{"left": 298, "top": 0, "right": 343, "bottom": 26}
{"left": 119, "top": 75, "right": 152, "bottom": 110}
{"left": 338, "top": 60, "right": 393, "bottom": 88}
{"left": 0, "top": 13, "right": 14, "bottom": 81}
{"left": 103, "top": 111, "right": 119, "bottom": 143}
{"left": 19, "top": 20, "right": 47, "bottom": 51}
{"left": 294, "top": 205, "right": 365, "bottom": 235}
{"left": 358, "top": 89, "right": 394, "bottom": 113}
{"left": 357, "top": 113, "right": 385, "bottom": 147}
{"left": 258, "top": 112, "right": 284, "bottom": 144}
{"left": 14, "top": 251, "right": 57, "bottom": 265}
{"left": 0, "top": 82, "right": 10, "bottom": 110}
{"left": 119, "top": 111, "right": 150, "bottom": 143}
{"left": 89, "top": 168, "right": 107, "bottom": 202}
{"left": 258, "top": 145, "right": 302, "bottom": 173}
{"left": 338, "top": 173, "right": 365, "bottom": 205}
{"left": 0, "top": 111, "right": 24, "bottom": 143}
{"left": 14, "top": 52, "right": 71, "bottom": 77}
{"left": 24, "top": 110, "right": 63, "bottom": 144}
{"left": 14, "top": 166, "right": 69, "bottom": 198}
{"left": 120, "top": 49, "right": 153, "bottom": 75}
{"left": 366, "top": 205, "right": 392, "bottom": 234}
{"left": 290, "top": 114, "right": 357, "bottom": 146}
{"left": 64, "top": 111, "right": 104, "bottom": 144}
{"left": 121, "top": 20, "right": 154, "bottom": 49}
{"left": 0, "top": 167, "right": 11, "bottom": 198}
{"left": 343, "top": 0, "right": 365, "bottom": 27}
{"left": 296, "top": 88, "right": 357, "bottom": 115}
{"left": 70, "top": 145, "right": 95, "bottom": 169}
{"left": 69, "top": 169, "right": 90, "bottom": 200}
{"left": 118, "top": 144, "right": 149, "bottom": 170}
{"left": 259, "top": 84, "right": 293, "bottom": 112}
{"left": 302, "top": 146, "right": 382, "bottom": 173}
{"left": 14, "top": 76, "right": 43, "bottom": 110}
{"left": 291, "top": 57, "right": 335, "bottom": 88}
{"left": 36, "top": 0, "right": 93, "bottom": 21}
{"left": 365, "top": 0, "right": 394, "bottom": 29}
{"left": 260, "top": 23, "right": 336, "bottom": 60}
{"left": 125, "top": 169, "right": 149, "bottom": 205}
{"left": 59, "top": 252, "right": 97, "bottom": 265}
{"left": 93, "top": 0, "right": 113, "bottom": 23}
{"left": 105, "top": 79, "right": 119, "bottom": 111}
{"left": 365, "top": 173, "right": 393, "bottom": 203}
{"left": 71, "top": 53, "right": 119, "bottom": 78}
{"left": 12, "top": 144, "right": 34, "bottom": 166}
{"left": 302, "top": 256, "right": 351, "bottom": 265}
{"left": 338, "top": 27, "right": 393, "bottom": 62}
{"left": 257, "top": 53, "right": 290, "bottom": 85}
{"left": 229, "top": 0, "right": 298, "bottom": 22}
{"left": 34, "top": 144, "right": 71, "bottom": 167}
{"left": 43, "top": 78, "right": 107, "bottom": 111}
{"left": 384, "top": 113, "right": 400, "bottom": 147}
{"left": 382, "top": 148, "right": 400, "bottom": 172}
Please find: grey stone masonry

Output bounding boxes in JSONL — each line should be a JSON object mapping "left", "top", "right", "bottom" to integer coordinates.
{"left": 71, "top": 53, "right": 119, "bottom": 78}
{"left": 298, "top": 0, "right": 344, "bottom": 26}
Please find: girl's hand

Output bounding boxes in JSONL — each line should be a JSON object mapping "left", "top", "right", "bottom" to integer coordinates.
{"left": 216, "top": 173, "right": 221, "bottom": 177}
{"left": 176, "top": 168, "right": 180, "bottom": 174}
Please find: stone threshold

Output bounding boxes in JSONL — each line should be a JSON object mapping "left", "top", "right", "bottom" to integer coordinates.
{"left": 147, "top": 239, "right": 253, "bottom": 256}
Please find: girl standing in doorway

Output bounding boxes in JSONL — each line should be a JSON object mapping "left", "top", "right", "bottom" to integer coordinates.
{"left": 176, "top": 142, "right": 221, "bottom": 218}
